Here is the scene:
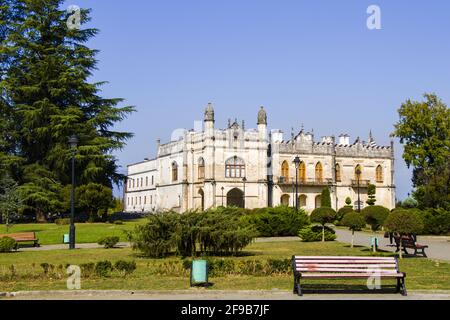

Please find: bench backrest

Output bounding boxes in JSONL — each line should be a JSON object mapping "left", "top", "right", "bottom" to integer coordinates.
{"left": 292, "top": 256, "right": 399, "bottom": 274}
{"left": 0, "top": 232, "right": 37, "bottom": 240}
{"left": 394, "top": 236, "right": 415, "bottom": 246}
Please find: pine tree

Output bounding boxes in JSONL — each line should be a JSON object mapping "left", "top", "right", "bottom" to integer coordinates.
{"left": 2, "top": 0, "right": 135, "bottom": 219}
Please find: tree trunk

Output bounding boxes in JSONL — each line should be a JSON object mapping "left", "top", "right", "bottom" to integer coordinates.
{"left": 373, "top": 232, "right": 377, "bottom": 252}
{"left": 322, "top": 226, "right": 325, "bottom": 242}
{"left": 36, "top": 210, "right": 47, "bottom": 223}
{"left": 6, "top": 216, "right": 10, "bottom": 233}
{"left": 351, "top": 230, "right": 354, "bottom": 248}
{"left": 399, "top": 240, "right": 403, "bottom": 259}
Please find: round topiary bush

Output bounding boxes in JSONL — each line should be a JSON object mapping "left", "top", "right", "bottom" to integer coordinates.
{"left": 361, "top": 205, "right": 390, "bottom": 232}
{"left": 341, "top": 212, "right": 366, "bottom": 248}
{"left": 336, "top": 207, "right": 355, "bottom": 224}
{"left": 0, "top": 237, "right": 18, "bottom": 253}
{"left": 310, "top": 207, "right": 337, "bottom": 242}
{"left": 98, "top": 236, "right": 120, "bottom": 249}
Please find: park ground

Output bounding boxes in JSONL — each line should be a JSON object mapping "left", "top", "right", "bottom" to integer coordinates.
{"left": 1, "top": 220, "right": 450, "bottom": 297}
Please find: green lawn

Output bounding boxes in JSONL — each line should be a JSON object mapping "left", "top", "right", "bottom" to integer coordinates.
{"left": 0, "top": 220, "right": 146, "bottom": 245}
{"left": 0, "top": 240, "right": 449, "bottom": 292}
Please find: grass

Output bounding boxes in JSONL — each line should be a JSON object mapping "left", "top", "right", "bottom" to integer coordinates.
{"left": 0, "top": 220, "right": 146, "bottom": 245}
{"left": 0, "top": 240, "right": 449, "bottom": 292}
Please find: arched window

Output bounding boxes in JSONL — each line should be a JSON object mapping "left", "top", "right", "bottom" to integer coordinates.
{"left": 281, "top": 194, "right": 290, "bottom": 206}
{"left": 172, "top": 162, "right": 179, "bottom": 182}
{"left": 146, "top": 176, "right": 148, "bottom": 186}
{"left": 132, "top": 179, "right": 135, "bottom": 188}
{"left": 299, "top": 195, "right": 307, "bottom": 207}
{"left": 335, "top": 163, "right": 341, "bottom": 182}
{"left": 376, "top": 165, "right": 383, "bottom": 183}
{"left": 315, "top": 162, "right": 323, "bottom": 182}
{"left": 140, "top": 177, "right": 143, "bottom": 187}
{"left": 315, "top": 195, "right": 322, "bottom": 209}
{"left": 355, "top": 164, "right": 363, "bottom": 181}
{"left": 281, "top": 161, "right": 289, "bottom": 181}
{"left": 225, "top": 157, "right": 246, "bottom": 178}
{"left": 198, "top": 157, "right": 205, "bottom": 180}
{"left": 299, "top": 161, "right": 306, "bottom": 182}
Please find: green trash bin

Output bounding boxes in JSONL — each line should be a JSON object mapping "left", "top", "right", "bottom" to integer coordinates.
{"left": 63, "top": 234, "right": 70, "bottom": 244}
{"left": 190, "top": 260, "right": 209, "bottom": 287}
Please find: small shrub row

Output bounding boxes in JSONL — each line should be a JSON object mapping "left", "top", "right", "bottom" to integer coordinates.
{"left": 98, "top": 236, "right": 120, "bottom": 248}
{"left": 0, "top": 237, "right": 18, "bottom": 253}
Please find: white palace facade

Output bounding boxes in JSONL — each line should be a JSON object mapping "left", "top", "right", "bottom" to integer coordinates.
{"left": 124, "top": 104, "right": 396, "bottom": 213}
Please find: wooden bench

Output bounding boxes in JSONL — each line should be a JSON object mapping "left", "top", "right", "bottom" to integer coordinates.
{"left": 292, "top": 256, "right": 407, "bottom": 296}
{"left": 0, "top": 232, "right": 40, "bottom": 248}
{"left": 393, "top": 235, "right": 428, "bottom": 257}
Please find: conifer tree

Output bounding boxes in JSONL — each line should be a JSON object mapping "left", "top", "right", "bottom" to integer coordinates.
{"left": 1, "top": 0, "right": 134, "bottom": 219}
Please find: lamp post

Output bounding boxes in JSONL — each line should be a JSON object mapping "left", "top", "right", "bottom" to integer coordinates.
{"left": 221, "top": 187, "right": 225, "bottom": 207}
{"left": 293, "top": 156, "right": 301, "bottom": 212}
{"left": 68, "top": 135, "right": 78, "bottom": 250}
{"left": 242, "top": 177, "right": 247, "bottom": 208}
{"left": 356, "top": 167, "right": 362, "bottom": 213}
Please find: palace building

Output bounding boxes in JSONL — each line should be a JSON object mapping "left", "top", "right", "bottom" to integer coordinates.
{"left": 124, "top": 104, "right": 396, "bottom": 213}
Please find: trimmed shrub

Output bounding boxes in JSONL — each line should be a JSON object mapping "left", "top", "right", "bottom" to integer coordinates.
{"left": 321, "top": 188, "right": 332, "bottom": 208}
{"left": 299, "top": 225, "right": 336, "bottom": 242}
{"left": 114, "top": 260, "right": 137, "bottom": 276}
{"left": 113, "top": 220, "right": 124, "bottom": 225}
{"left": 242, "top": 206, "right": 310, "bottom": 237}
{"left": 341, "top": 212, "right": 366, "bottom": 248}
{"left": 0, "top": 237, "right": 17, "bottom": 253}
{"left": 95, "top": 260, "right": 113, "bottom": 277}
{"left": 80, "top": 263, "right": 95, "bottom": 277}
{"left": 310, "top": 207, "right": 336, "bottom": 241}
{"left": 98, "top": 236, "right": 120, "bottom": 249}
{"left": 362, "top": 205, "right": 390, "bottom": 231}
{"left": 336, "top": 207, "right": 354, "bottom": 224}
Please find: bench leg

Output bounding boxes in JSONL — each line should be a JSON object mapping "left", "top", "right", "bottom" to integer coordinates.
{"left": 293, "top": 276, "right": 303, "bottom": 296}
{"left": 399, "top": 278, "right": 407, "bottom": 296}
{"left": 422, "top": 249, "right": 427, "bottom": 258}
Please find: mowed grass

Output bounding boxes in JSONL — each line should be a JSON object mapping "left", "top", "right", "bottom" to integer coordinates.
{"left": 0, "top": 220, "right": 146, "bottom": 245}
{"left": 0, "top": 240, "right": 449, "bottom": 292}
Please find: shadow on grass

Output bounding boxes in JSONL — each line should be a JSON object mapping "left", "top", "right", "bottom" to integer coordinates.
{"left": 300, "top": 283, "right": 399, "bottom": 295}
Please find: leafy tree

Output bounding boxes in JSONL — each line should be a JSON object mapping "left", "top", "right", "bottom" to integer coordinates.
{"left": 341, "top": 212, "right": 366, "bottom": 248}
{"left": 310, "top": 207, "right": 336, "bottom": 242}
{"left": 384, "top": 209, "right": 424, "bottom": 259}
{"left": 362, "top": 205, "right": 390, "bottom": 232}
{"left": 76, "top": 183, "right": 113, "bottom": 222}
{"left": 0, "top": 174, "right": 22, "bottom": 232}
{"left": 392, "top": 94, "right": 450, "bottom": 210}
{"left": 336, "top": 206, "right": 354, "bottom": 224}
{"left": 321, "top": 187, "right": 332, "bottom": 208}
{"left": 366, "top": 184, "right": 377, "bottom": 206}
{"left": 402, "top": 197, "right": 418, "bottom": 209}
{"left": 1, "top": 0, "right": 134, "bottom": 218}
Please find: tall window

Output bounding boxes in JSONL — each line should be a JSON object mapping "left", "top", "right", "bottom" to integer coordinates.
{"left": 140, "top": 177, "right": 143, "bottom": 187}
{"left": 198, "top": 157, "right": 205, "bottom": 180}
{"left": 376, "top": 165, "right": 383, "bottom": 183}
{"left": 315, "top": 162, "right": 323, "bottom": 182}
{"left": 146, "top": 176, "right": 148, "bottom": 186}
{"left": 152, "top": 176, "right": 154, "bottom": 185}
{"left": 335, "top": 163, "right": 341, "bottom": 182}
{"left": 355, "top": 164, "right": 363, "bottom": 181}
{"left": 225, "top": 156, "right": 246, "bottom": 178}
{"left": 132, "top": 179, "right": 135, "bottom": 188}
{"left": 299, "top": 161, "right": 306, "bottom": 182}
{"left": 172, "top": 162, "right": 179, "bottom": 182}
{"left": 281, "top": 161, "right": 289, "bottom": 181}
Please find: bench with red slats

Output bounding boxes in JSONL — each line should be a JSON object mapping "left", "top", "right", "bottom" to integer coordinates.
{"left": 292, "top": 256, "right": 407, "bottom": 296}
{"left": 0, "top": 232, "right": 40, "bottom": 248}
{"left": 393, "top": 236, "right": 428, "bottom": 257}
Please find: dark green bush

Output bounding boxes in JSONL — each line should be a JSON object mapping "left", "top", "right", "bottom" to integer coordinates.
{"left": 95, "top": 260, "right": 113, "bottom": 277}
{"left": 114, "top": 260, "right": 137, "bottom": 276}
{"left": 0, "top": 237, "right": 17, "bottom": 253}
{"left": 299, "top": 225, "right": 336, "bottom": 242}
{"left": 336, "top": 207, "right": 354, "bottom": 224}
{"left": 242, "top": 206, "right": 310, "bottom": 237}
{"left": 114, "top": 220, "right": 124, "bottom": 225}
{"left": 362, "top": 205, "right": 390, "bottom": 231}
{"left": 417, "top": 208, "right": 450, "bottom": 235}
{"left": 98, "top": 236, "right": 120, "bottom": 249}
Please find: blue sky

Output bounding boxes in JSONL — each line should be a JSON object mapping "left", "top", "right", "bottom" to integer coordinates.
{"left": 63, "top": 0, "right": 450, "bottom": 201}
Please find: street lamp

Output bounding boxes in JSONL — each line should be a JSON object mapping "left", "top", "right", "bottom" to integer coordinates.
{"left": 68, "top": 135, "right": 78, "bottom": 250}
{"left": 242, "top": 177, "right": 247, "bottom": 208}
{"left": 221, "top": 187, "right": 225, "bottom": 207}
{"left": 293, "top": 156, "right": 301, "bottom": 212}
{"left": 355, "top": 167, "right": 362, "bottom": 213}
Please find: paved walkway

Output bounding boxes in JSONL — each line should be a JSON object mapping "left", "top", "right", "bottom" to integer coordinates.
{"left": 334, "top": 228, "right": 450, "bottom": 261}
{"left": 2, "top": 290, "right": 450, "bottom": 300}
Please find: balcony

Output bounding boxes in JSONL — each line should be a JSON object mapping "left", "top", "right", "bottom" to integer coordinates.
{"left": 351, "top": 179, "right": 371, "bottom": 188}
{"left": 277, "top": 177, "right": 333, "bottom": 187}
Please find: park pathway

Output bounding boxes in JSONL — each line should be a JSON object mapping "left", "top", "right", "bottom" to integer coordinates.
{"left": 334, "top": 228, "right": 450, "bottom": 261}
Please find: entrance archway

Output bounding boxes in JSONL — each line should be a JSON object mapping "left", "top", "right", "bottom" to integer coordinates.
{"left": 227, "top": 188, "right": 244, "bottom": 208}
{"left": 281, "top": 194, "right": 290, "bottom": 206}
